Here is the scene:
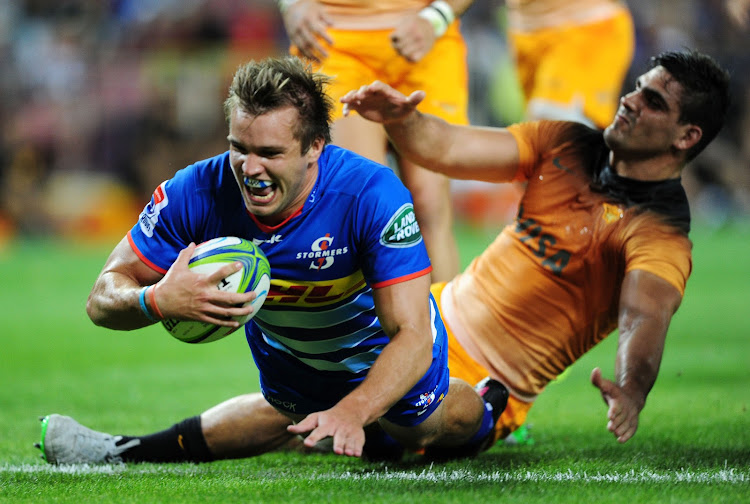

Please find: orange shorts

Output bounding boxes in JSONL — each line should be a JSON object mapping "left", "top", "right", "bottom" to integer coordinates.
{"left": 292, "top": 22, "right": 469, "bottom": 124}
{"left": 509, "top": 8, "right": 635, "bottom": 128}
{"left": 431, "top": 282, "right": 531, "bottom": 442}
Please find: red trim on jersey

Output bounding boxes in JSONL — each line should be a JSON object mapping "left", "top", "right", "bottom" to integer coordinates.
{"left": 371, "top": 266, "right": 433, "bottom": 289}
{"left": 246, "top": 206, "right": 304, "bottom": 233}
{"left": 127, "top": 231, "right": 168, "bottom": 275}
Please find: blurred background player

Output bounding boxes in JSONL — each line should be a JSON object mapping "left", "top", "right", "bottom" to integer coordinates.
{"left": 505, "top": 0, "right": 635, "bottom": 129}
{"left": 277, "top": 0, "right": 476, "bottom": 281}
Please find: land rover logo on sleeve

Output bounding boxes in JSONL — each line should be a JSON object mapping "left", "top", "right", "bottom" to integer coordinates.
{"left": 380, "top": 203, "right": 423, "bottom": 248}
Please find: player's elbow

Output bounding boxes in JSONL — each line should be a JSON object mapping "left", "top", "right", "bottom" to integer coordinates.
{"left": 85, "top": 296, "right": 107, "bottom": 327}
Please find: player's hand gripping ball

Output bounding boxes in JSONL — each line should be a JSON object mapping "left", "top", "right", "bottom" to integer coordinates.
{"left": 162, "top": 237, "right": 271, "bottom": 344}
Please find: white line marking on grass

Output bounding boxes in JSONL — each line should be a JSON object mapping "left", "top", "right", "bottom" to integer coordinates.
{"left": 2, "top": 464, "right": 748, "bottom": 483}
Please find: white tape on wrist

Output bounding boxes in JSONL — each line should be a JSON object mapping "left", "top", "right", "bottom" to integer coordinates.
{"left": 418, "top": 0, "right": 455, "bottom": 38}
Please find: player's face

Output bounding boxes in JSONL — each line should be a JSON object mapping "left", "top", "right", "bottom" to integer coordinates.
{"left": 604, "top": 66, "right": 690, "bottom": 163}
{"left": 228, "top": 105, "right": 323, "bottom": 226}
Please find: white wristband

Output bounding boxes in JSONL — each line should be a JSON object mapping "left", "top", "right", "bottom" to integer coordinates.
{"left": 278, "top": 0, "right": 299, "bottom": 14}
{"left": 418, "top": 0, "right": 455, "bottom": 38}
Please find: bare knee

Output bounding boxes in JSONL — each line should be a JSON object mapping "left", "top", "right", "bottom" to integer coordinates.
{"left": 381, "top": 379, "right": 484, "bottom": 450}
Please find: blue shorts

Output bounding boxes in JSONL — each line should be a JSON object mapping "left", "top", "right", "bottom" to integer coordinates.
{"left": 251, "top": 328, "right": 450, "bottom": 428}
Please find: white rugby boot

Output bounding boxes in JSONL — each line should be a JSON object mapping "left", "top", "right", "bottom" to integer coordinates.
{"left": 35, "top": 414, "right": 140, "bottom": 464}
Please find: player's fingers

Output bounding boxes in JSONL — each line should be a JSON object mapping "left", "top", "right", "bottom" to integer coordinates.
{"left": 173, "top": 243, "right": 197, "bottom": 268}
{"left": 207, "top": 301, "right": 253, "bottom": 319}
{"left": 207, "top": 261, "right": 243, "bottom": 285}
{"left": 616, "top": 422, "right": 637, "bottom": 443}
{"left": 312, "top": 22, "right": 333, "bottom": 46}
{"left": 333, "top": 430, "right": 364, "bottom": 457}
{"left": 287, "top": 415, "right": 317, "bottom": 436}
{"left": 405, "top": 90, "right": 426, "bottom": 106}
{"left": 203, "top": 317, "right": 242, "bottom": 330}
{"left": 302, "top": 425, "right": 333, "bottom": 448}
{"left": 590, "top": 367, "right": 603, "bottom": 388}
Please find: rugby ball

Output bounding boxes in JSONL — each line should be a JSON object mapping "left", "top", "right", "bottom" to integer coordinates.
{"left": 161, "top": 236, "right": 271, "bottom": 344}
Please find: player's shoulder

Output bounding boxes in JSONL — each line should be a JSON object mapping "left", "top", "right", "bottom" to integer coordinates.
{"left": 176, "top": 151, "right": 231, "bottom": 189}
{"left": 510, "top": 120, "right": 601, "bottom": 147}
{"left": 319, "top": 145, "right": 402, "bottom": 196}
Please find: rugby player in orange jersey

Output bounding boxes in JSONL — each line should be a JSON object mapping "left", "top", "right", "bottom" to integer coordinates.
{"left": 341, "top": 49, "right": 730, "bottom": 445}
{"left": 279, "top": 0, "right": 476, "bottom": 283}
{"left": 37, "top": 50, "right": 730, "bottom": 463}
{"left": 504, "top": 0, "right": 635, "bottom": 129}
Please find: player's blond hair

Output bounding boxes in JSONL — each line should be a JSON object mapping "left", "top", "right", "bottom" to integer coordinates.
{"left": 224, "top": 56, "right": 333, "bottom": 153}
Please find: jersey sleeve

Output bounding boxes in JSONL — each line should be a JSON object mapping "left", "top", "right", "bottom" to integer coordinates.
{"left": 622, "top": 213, "right": 693, "bottom": 295}
{"left": 354, "top": 167, "right": 432, "bottom": 288}
{"left": 506, "top": 121, "right": 573, "bottom": 182}
{"left": 127, "top": 165, "right": 210, "bottom": 274}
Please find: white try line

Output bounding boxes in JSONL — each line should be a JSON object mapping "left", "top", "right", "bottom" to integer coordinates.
{"left": 1, "top": 464, "right": 748, "bottom": 484}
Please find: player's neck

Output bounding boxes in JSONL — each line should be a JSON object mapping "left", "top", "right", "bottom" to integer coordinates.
{"left": 609, "top": 153, "right": 683, "bottom": 182}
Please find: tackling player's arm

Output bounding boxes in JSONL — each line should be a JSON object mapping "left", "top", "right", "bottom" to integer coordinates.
{"left": 591, "top": 269, "right": 683, "bottom": 443}
{"left": 287, "top": 274, "right": 435, "bottom": 457}
{"left": 86, "top": 237, "right": 255, "bottom": 331}
{"left": 341, "top": 81, "right": 520, "bottom": 183}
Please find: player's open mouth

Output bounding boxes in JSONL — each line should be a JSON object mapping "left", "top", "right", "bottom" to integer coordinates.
{"left": 244, "top": 177, "right": 276, "bottom": 203}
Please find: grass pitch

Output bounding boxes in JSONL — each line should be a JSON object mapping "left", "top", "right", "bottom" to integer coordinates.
{"left": 1, "top": 223, "right": 748, "bottom": 503}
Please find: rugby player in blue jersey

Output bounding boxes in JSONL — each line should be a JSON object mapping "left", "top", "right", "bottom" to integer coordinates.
{"left": 38, "top": 56, "right": 504, "bottom": 463}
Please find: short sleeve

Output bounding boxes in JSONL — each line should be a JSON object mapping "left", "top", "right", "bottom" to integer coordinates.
{"left": 354, "top": 167, "right": 432, "bottom": 288}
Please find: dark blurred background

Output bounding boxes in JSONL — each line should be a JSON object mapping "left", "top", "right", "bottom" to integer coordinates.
{"left": 0, "top": 0, "right": 747, "bottom": 246}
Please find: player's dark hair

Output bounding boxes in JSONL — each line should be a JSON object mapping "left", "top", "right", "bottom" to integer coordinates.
{"left": 224, "top": 56, "right": 333, "bottom": 153}
{"left": 650, "top": 50, "right": 730, "bottom": 161}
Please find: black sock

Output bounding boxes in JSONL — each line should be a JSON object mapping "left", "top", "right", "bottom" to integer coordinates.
{"left": 115, "top": 416, "right": 213, "bottom": 463}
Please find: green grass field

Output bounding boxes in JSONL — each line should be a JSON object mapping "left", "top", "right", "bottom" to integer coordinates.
{"left": 1, "top": 223, "right": 748, "bottom": 503}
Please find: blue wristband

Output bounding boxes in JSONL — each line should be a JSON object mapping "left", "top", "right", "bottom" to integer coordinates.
{"left": 139, "top": 286, "right": 157, "bottom": 322}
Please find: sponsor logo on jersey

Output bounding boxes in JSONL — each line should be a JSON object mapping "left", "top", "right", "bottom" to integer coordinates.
{"left": 380, "top": 204, "right": 423, "bottom": 248}
{"left": 261, "top": 389, "right": 297, "bottom": 412}
{"left": 602, "top": 202, "right": 624, "bottom": 223}
{"left": 138, "top": 182, "right": 169, "bottom": 238}
{"left": 415, "top": 387, "right": 444, "bottom": 416}
{"left": 296, "top": 233, "right": 349, "bottom": 270}
{"left": 264, "top": 271, "right": 366, "bottom": 306}
{"left": 253, "top": 234, "right": 283, "bottom": 245}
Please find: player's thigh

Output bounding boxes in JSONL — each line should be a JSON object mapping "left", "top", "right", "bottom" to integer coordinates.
{"left": 397, "top": 23, "right": 469, "bottom": 127}
{"left": 526, "top": 13, "right": 635, "bottom": 127}
{"left": 331, "top": 114, "right": 389, "bottom": 165}
{"left": 308, "top": 28, "right": 390, "bottom": 115}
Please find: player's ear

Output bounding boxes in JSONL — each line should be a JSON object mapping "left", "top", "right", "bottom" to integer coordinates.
{"left": 674, "top": 124, "right": 702, "bottom": 153}
{"left": 305, "top": 137, "right": 326, "bottom": 163}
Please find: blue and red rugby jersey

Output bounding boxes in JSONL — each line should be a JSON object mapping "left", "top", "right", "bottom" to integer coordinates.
{"left": 127, "top": 145, "right": 448, "bottom": 421}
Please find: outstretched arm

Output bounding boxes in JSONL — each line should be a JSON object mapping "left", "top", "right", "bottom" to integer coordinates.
{"left": 287, "top": 274, "right": 435, "bottom": 457}
{"left": 591, "top": 269, "right": 683, "bottom": 443}
{"left": 341, "top": 81, "right": 520, "bottom": 183}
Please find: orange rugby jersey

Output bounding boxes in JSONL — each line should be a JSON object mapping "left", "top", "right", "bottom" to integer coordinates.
{"left": 446, "top": 121, "right": 692, "bottom": 400}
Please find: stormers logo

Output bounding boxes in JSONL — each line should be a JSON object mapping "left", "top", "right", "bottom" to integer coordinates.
{"left": 295, "top": 233, "right": 349, "bottom": 270}
{"left": 380, "top": 204, "right": 423, "bottom": 248}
